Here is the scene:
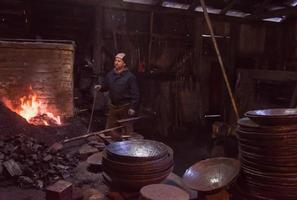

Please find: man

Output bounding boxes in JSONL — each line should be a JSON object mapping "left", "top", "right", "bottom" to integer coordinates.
{"left": 95, "top": 53, "right": 140, "bottom": 129}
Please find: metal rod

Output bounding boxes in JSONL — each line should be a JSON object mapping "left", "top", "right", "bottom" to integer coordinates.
{"left": 204, "top": 114, "right": 221, "bottom": 118}
{"left": 63, "top": 126, "right": 124, "bottom": 144}
{"left": 200, "top": 0, "right": 240, "bottom": 120}
{"left": 87, "top": 91, "right": 97, "bottom": 133}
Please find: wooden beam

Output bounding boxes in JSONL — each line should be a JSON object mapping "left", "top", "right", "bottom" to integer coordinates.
{"left": 188, "top": 0, "right": 200, "bottom": 11}
{"left": 246, "top": 6, "right": 297, "bottom": 20}
{"left": 220, "top": 0, "right": 236, "bottom": 15}
{"left": 155, "top": 0, "right": 164, "bottom": 6}
{"left": 237, "top": 69, "right": 297, "bottom": 82}
{"left": 40, "top": 0, "right": 278, "bottom": 24}
{"left": 38, "top": 0, "right": 233, "bottom": 23}
{"left": 0, "top": 0, "right": 24, "bottom": 6}
{"left": 99, "top": 0, "right": 280, "bottom": 24}
{"left": 103, "top": 30, "right": 193, "bottom": 42}
{"left": 252, "top": 0, "right": 271, "bottom": 14}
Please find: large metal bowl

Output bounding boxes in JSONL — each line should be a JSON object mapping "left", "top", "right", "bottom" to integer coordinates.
{"left": 245, "top": 108, "right": 297, "bottom": 125}
{"left": 182, "top": 157, "right": 240, "bottom": 192}
{"left": 105, "top": 139, "right": 169, "bottom": 162}
{"left": 103, "top": 139, "right": 174, "bottom": 191}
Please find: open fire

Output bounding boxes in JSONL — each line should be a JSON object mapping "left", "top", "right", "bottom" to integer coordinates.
{"left": 2, "top": 86, "right": 62, "bottom": 126}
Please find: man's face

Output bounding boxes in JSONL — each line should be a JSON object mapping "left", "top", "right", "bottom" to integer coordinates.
{"left": 114, "top": 57, "right": 126, "bottom": 71}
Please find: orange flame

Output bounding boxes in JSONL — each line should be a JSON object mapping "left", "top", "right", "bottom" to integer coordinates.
{"left": 2, "top": 86, "right": 61, "bottom": 126}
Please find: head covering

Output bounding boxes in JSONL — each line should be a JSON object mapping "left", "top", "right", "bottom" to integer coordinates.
{"left": 115, "top": 52, "right": 129, "bottom": 65}
{"left": 115, "top": 53, "right": 126, "bottom": 60}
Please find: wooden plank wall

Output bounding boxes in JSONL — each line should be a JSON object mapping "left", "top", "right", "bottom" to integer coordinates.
{"left": 236, "top": 69, "right": 297, "bottom": 113}
{"left": 283, "top": 19, "right": 297, "bottom": 71}
{"left": 99, "top": 7, "right": 242, "bottom": 135}
{"left": 235, "top": 23, "right": 285, "bottom": 70}
{"left": 0, "top": 0, "right": 290, "bottom": 135}
{"left": 0, "top": 41, "right": 75, "bottom": 117}
{"left": 233, "top": 20, "right": 297, "bottom": 117}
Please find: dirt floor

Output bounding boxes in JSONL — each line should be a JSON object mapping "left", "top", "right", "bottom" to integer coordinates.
{"left": 0, "top": 108, "right": 238, "bottom": 200}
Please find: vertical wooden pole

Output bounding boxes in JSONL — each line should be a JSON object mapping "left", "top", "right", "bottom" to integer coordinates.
{"left": 93, "top": 6, "right": 104, "bottom": 74}
{"left": 193, "top": 17, "right": 207, "bottom": 125}
{"left": 112, "top": 30, "right": 118, "bottom": 53}
{"left": 24, "top": 1, "right": 32, "bottom": 38}
{"left": 148, "top": 12, "right": 154, "bottom": 65}
{"left": 93, "top": 7, "right": 106, "bottom": 110}
{"left": 200, "top": 0, "right": 240, "bottom": 120}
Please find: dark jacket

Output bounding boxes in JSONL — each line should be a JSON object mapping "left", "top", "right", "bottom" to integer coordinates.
{"left": 101, "top": 69, "right": 140, "bottom": 110}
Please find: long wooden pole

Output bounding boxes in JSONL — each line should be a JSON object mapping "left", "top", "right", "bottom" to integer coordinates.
{"left": 63, "top": 126, "right": 124, "bottom": 144}
{"left": 148, "top": 12, "right": 154, "bottom": 65}
{"left": 200, "top": 0, "right": 240, "bottom": 120}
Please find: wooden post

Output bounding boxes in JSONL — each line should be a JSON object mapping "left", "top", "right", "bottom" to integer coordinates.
{"left": 112, "top": 30, "right": 118, "bottom": 52}
{"left": 193, "top": 17, "right": 207, "bottom": 124}
{"left": 24, "top": 1, "right": 32, "bottom": 38}
{"left": 148, "top": 12, "right": 154, "bottom": 65}
{"left": 93, "top": 6, "right": 104, "bottom": 74}
{"left": 200, "top": 0, "right": 240, "bottom": 120}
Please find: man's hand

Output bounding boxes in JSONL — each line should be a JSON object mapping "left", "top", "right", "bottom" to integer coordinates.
{"left": 128, "top": 109, "right": 136, "bottom": 116}
{"left": 94, "top": 85, "right": 102, "bottom": 91}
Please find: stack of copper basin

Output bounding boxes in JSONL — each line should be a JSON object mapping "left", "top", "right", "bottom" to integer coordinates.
{"left": 234, "top": 108, "right": 297, "bottom": 200}
{"left": 102, "top": 139, "right": 174, "bottom": 191}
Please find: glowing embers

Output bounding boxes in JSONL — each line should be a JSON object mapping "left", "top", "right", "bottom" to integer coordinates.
{"left": 2, "top": 85, "right": 61, "bottom": 126}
